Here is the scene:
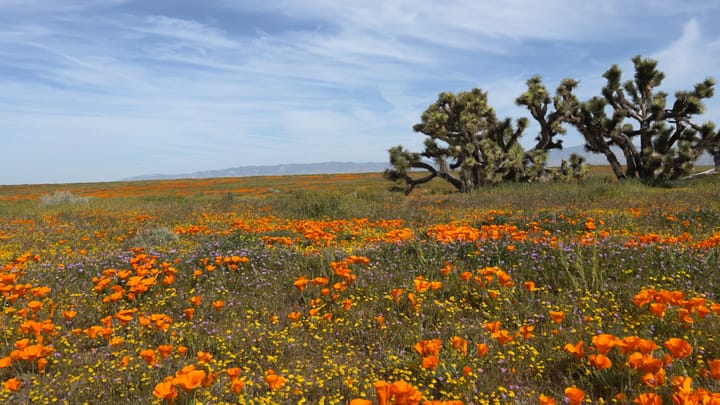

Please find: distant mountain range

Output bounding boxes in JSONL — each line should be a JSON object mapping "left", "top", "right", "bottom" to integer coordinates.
{"left": 123, "top": 161, "right": 391, "bottom": 181}
{"left": 124, "top": 148, "right": 715, "bottom": 181}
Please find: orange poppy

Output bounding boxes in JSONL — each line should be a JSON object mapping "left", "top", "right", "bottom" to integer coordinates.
{"left": 139, "top": 349, "right": 157, "bottom": 366}
{"left": 649, "top": 303, "right": 667, "bottom": 318}
{"left": 589, "top": 354, "right": 612, "bottom": 370}
{"left": 549, "top": 311, "right": 564, "bottom": 323}
{"left": 389, "top": 379, "right": 422, "bottom": 405}
{"left": 157, "top": 345, "right": 173, "bottom": 359}
{"left": 265, "top": 370, "right": 285, "bottom": 390}
{"left": 449, "top": 336, "right": 467, "bottom": 354}
{"left": 518, "top": 324, "right": 535, "bottom": 340}
{"left": 62, "top": 310, "right": 77, "bottom": 320}
{"left": 564, "top": 386, "right": 585, "bottom": 405}
{"left": 197, "top": 351, "right": 213, "bottom": 364}
{"left": 188, "top": 295, "right": 201, "bottom": 306}
{"left": 226, "top": 367, "right": 241, "bottom": 380}
{"left": 376, "top": 315, "right": 386, "bottom": 329}
{"left": 708, "top": 359, "right": 720, "bottom": 379}
{"left": 492, "top": 329, "right": 513, "bottom": 345}
{"left": 592, "top": 334, "right": 617, "bottom": 354}
{"left": 477, "top": 343, "right": 489, "bottom": 357}
{"left": 414, "top": 339, "right": 442, "bottom": 357}
{"left": 293, "top": 276, "right": 308, "bottom": 291}
{"left": 563, "top": 341, "right": 585, "bottom": 359}
{"left": 640, "top": 369, "right": 666, "bottom": 388}
{"left": 176, "top": 369, "right": 206, "bottom": 392}
{"left": 212, "top": 300, "right": 225, "bottom": 310}
{"left": 349, "top": 399, "right": 372, "bottom": 405}
{"left": 3, "top": 377, "right": 21, "bottom": 392}
{"left": 231, "top": 378, "right": 245, "bottom": 394}
{"left": 484, "top": 321, "right": 501, "bottom": 333}
{"left": 265, "top": 369, "right": 286, "bottom": 390}
{"left": 153, "top": 380, "right": 177, "bottom": 402}
{"left": 374, "top": 380, "right": 390, "bottom": 405}
{"left": 421, "top": 355, "right": 439, "bottom": 370}
{"left": 664, "top": 338, "right": 692, "bottom": 359}
{"left": 539, "top": 394, "right": 556, "bottom": 405}
{"left": 633, "top": 393, "right": 662, "bottom": 405}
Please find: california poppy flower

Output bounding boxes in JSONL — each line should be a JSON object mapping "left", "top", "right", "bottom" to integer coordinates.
{"left": 3, "top": 377, "right": 21, "bottom": 392}
{"left": 640, "top": 369, "right": 666, "bottom": 388}
{"left": 449, "top": 336, "right": 467, "bottom": 354}
{"left": 589, "top": 353, "right": 612, "bottom": 370}
{"left": 414, "top": 339, "right": 442, "bottom": 357}
{"left": 477, "top": 343, "right": 489, "bottom": 357}
{"left": 707, "top": 359, "right": 720, "bottom": 379}
{"left": 563, "top": 341, "right": 585, "bottom": 359}
{"left": 62, "top": 310, "right": 77, "bottom": 321}
{"left": 649, "top": 303, "right": 667, "bottom": 318}
{"left": 264, "top": 369, "right": 285, "bottom": 390}
{"left": 592, "top": 334, "right": 617, "bottom": 354}
{"left": 518, "top": 324, "right": 535, "bottom": 340}
{"left": 139, "top": 349, "right": 157, "bottom": 366}
{"left": 196, "top": 351, "right": 213, "bottom": 364}
{"left": 157, "top": 345, "right": 173, "bottom": 359}
{"left": 484, "top": 321, "right": 501, "bottom": 333}
{"left": 633, "top": 392, "right": 662, "bottom": 405}
{"left": 421, "top": 355, "right": 439, "bottom": 370}
{"left": 226, "top": 367, "right": 241, "bottom": 381}
{"left": 153, "top": 380, "right": 177, "bottom": 402}
{"left": 664, "top": 338, "right": 692, "bottom": 359}
{"left": 389, "top": 379, "right": 422, "bottom": 405}
{"left": 231, "top": 378, "right": 245, "bottom": 394}
{"left": 548, "top": 310, "right": 564, "bottom": 323}
{"left": 293, "top": 276, "right": 308, "bottom": 291}
{"left": 538, "top": 394, "right": 556, "bottom": 405}
{"left": 176, "top": 369, "right": 206, "bottom": 392}
{"left": 348, "top": 399, "right": 372, "bottom": 405}
{"left": 564, "top": 386, "right": 585, "bottom": 405}
{"left": 374, "top": 380, "right": 390, "bottom": 405}
{"left": 492, "top": 329, "right": 513, "bottom": 345}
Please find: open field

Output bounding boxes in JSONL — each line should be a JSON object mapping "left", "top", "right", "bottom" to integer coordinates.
{"left": 1, "top": 170, "right": 719, "bottom": 404}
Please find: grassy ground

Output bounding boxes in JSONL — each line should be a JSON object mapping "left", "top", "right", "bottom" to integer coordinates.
{"left": 0, "top": 170, "right": 719, "bottom": 404}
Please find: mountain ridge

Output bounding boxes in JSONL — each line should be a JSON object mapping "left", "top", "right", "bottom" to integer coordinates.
{"left": 123, "top": 148, "right": 715, "bottom": 181}
{"left": 123, "top": 161, "right": 391, "bottom": 181}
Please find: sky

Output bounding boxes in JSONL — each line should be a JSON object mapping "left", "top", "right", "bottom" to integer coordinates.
{"left": 1, "top": 1, "right": 719, "bottom": 185}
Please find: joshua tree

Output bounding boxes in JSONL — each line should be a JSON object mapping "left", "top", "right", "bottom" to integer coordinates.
{"left": 385, "top": 78, "right": 587, "bottom": 194}
{"left": 572, "top": 55, "right": 717, "bottom": 181}
{"left": 384, "top": 89, "right": 528, "bottom": 193}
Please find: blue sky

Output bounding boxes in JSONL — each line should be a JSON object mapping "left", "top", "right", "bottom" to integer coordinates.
{"left": 1, "top": 0, "right": 719, "bottom": 184}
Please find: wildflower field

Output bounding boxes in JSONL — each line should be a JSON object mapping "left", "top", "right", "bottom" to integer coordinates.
{"left": 0, "top": 171, "right": 719, "bottom": 404}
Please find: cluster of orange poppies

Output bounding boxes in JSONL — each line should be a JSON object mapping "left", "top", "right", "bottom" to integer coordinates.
{"left": 0, "top": 253, "right": 53, "bottom": 393}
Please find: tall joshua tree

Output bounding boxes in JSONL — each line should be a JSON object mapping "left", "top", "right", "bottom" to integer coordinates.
{"left": 384, "top": 89, "right": 528, "bottom": 194}
{"left": 573, "top": 55, "right": 717, "bottom": 180}
{"left": 385, "top": 81, "right": 584, "bottom": 194}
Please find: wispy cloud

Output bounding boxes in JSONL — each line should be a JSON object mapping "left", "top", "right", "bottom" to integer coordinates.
{"left": 0, "top": 1, "right": 719, "bottom": 184}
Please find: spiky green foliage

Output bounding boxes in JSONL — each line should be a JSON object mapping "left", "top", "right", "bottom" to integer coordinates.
{"left": 574, "top": 55, "right": 718, "bottom": 181}
{"left": 386, "top": 82, "right": 585, "bottom": 194}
